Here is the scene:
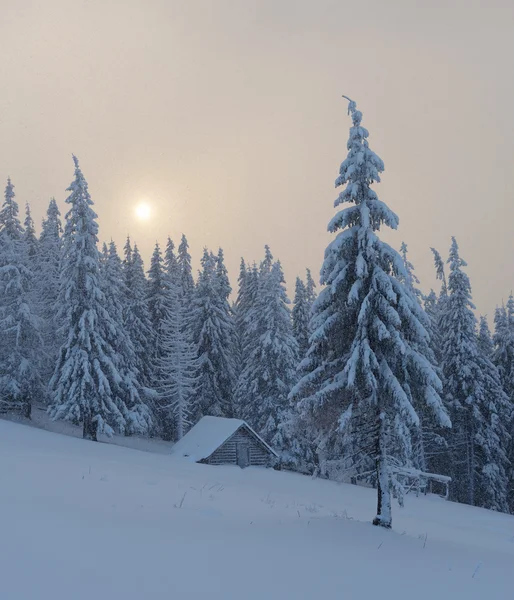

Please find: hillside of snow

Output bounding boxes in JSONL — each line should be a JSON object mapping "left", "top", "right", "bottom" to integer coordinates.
{"left": 1, "top": 417, "right": 512, "bottom": 600}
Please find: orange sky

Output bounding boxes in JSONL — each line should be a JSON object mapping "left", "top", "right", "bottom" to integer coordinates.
{"left": 1, "top": 0, "right": 513, "bottom": 316}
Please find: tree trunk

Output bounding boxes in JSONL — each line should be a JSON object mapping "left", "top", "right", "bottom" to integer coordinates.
{"left": 373, "top": 409, "right": 392, "bottom": 529}
{"left": 22, "top": 400, "right": 32, "bottom": 420}
{"left": 83, "top": 413, "right": 97, "bottom": 442}
{"left": 468, "top": 416, "right": 475, "bottom": 506}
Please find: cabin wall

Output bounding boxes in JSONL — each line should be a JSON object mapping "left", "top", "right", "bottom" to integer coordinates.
{"left": 207, "top": 427, "right": 272, "bottom": 467}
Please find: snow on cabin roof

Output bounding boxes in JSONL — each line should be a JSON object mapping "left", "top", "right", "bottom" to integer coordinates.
{"left": 171, "top": 416, "right": 278, "bottom": 462}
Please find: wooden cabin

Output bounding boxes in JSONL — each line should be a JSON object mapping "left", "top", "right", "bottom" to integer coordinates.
{"left": 171, "top": 416, "right": 278, "bottom": 468}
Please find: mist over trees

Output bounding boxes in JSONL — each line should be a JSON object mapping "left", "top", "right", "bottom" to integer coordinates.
{"left": 0, "top": 102, "right": 512, "bottom": 526}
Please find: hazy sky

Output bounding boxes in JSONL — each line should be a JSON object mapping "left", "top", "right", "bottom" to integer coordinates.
{"left": 1, "top": 0, "right": 513, "bottom": 316}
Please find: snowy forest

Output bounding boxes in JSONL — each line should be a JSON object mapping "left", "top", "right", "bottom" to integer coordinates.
{"left": 0, "top": 101, "right": 513, "bottom": 528}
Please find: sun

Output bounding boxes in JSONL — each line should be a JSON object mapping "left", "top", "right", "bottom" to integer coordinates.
{"left": 135, "top": 202, "right": 151, "bottom": 221}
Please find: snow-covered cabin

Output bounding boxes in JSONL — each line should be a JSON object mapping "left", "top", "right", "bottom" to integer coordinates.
{"left": 171, "top": 416, "right": 278, "bottom": 468}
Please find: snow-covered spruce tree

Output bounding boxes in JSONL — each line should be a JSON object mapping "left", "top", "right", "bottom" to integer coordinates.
{"left": 164, "top": 236, "right": 180, "bottom": 286}
{"left": 155, "top": 271, "right": 197, "bottom": 440}
{"left": 290, "top": 100, "right": 450, "bottom": 528}
{"left": 493, "top": 300, "right": 514, "bottom": 401}
{"left": 213, "top": 248, "right": 231, "bottom": 301}
{"left": 23, "top": 204, "right": 39, "bottom": 267}
{"left": 214, "top": 247, "right": 238, "bottom": 371}
{"left": 431, "top": 247, "right": 448, "bottom": 298}
{"left": 238, "top": 258, "right": 298, "bottom": 445}
{"left": 0, "top": 180, "right": 43, "bottom": 417}
{"left": 400, "top": 242, "right": 423, "bottom": 303}
{"left": 178, "top": 234, "right": 194, "bottom": 299}
{"left": 146, "top": 241, "right": 175, "bottom": 431}
{"left": 233, "top": 261, "right": 260, "bottom": 417}
{"left": 476, "top": 314, "right": 511, "bottom": 512}
{"left": 50, "top": 156, "right": 135, "bottom": 441}
{"left": 147, "top": 242, "right": 171, "bottom": 360}
{"left": 424, "top": 290, "right": 443, "bottom": 365}
{"left": 122, "top": 238, "right": 154, "bottom": 387}
{"left": 440, "top": 238, "right": 509, "bottom": 510}
{"left": 191, "top": 249, "right": 237, "bottom": 421}
{"left": 234, "top": 261, "right": 259, "bottom": 359}
{"left": 234, "top": 258, "right": 248, "bottom": 368}
{"left": 492, "top": 300, "right": 514, "bottom": 511}
{"left": 398, "top": 242, "right": 446, "bottom": 474}
{"left": 292, "top": 277, "right": 310, "bottom": 361}
{"left": 419, "top": 288, "right": 450, "bottom": 476}
{"left": 37, "top": 198, "right": 63, "bottom": 389}
{"left": 0, "top": 179, "right": 24, "bottom": 239}
{"left": 305, "top": 268, "right": 317, "bottom": 308}
{"left": 99, "top": 241, "right": 153, "bottom": 435}
{"left": 478, "top": 315, "right": 494, "bottom": 359}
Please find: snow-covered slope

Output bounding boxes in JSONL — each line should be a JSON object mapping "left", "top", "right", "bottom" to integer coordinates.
{"left": 0, "top": 418, "right": 512, "bottom": 600}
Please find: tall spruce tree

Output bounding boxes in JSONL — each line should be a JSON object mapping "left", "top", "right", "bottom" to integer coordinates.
{"left": 178, "top": 234, "right": 194, "bottom": 299}
{"left": 398, "top": 242, "right": 444, "bottom": 473}
{"left": 493, "top": 300, "right": 514, "bottom": 400}
{"left": 155, "top": 270, "right": 197, "bottom": 440}
{"left": 191, "top": 249, "right": 236, "bottom": 421}
{"left": 23, "top": 204, "right": 39, "bottom": 266}
{"left": 0, "top": 180, "right": 42, "bottom": 417}
{"left": 164, "top": 237, "right": 180, "bottom": 286}
{"left": 290, "top": 100, "right": 449, "bottom": 528}
{"left": 100, "top": 241, "right": 153, "bottom": 435}
{"left": 122, "top": 238, "right": 154, "bottom": 387}
{"left": 400, "top": 242, "right": 423, "bottom": 302}
{"left": 147, "top": 242, "right": 171, "bottom": 359}
{"left": 431, "top": 247, "right": 448, "bottom": 298}
{"left": 38, "top": 198, "right": 63, "bottom": 389}
{"left": 0, "top": 179, "right": 24, "bottom": 239}
{"left": 292, "top": 277, "right": 310, "bottom": 360}
{"left": 305, "top": 268, "right": 317, "bottom": 308}
{"left": 476, "top": 314, "right": 511, "bottom": 512}
{"left": 478, "top": 316, "right": 494, "bottom": 358}
{"left": 238, "top": 259, "right": 298, "bottom": 445}
{"left": 234, "top": 258, "right": 248, "bottom": 369}
{"left": 440, "top": 238, "right": 509, "bottom": 510}
{"left": 146, "top": 241, "right": 175, "bottom": 432}
{"left": 50, "top": 156, "right": 136, "bottom": 440}
{"left": 233, "top": 261, "right": 260, "bottom": 418}
{"left": 492, "top": 300, "right": 514, "bottom": 512}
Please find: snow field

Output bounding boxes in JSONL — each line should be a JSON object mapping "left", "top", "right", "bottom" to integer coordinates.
{"left": 1, "top": 418, "right": 512, "bottom": 600}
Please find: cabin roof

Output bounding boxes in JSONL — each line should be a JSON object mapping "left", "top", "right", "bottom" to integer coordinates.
{"left": 171, "top": 416, "right": 278, "bottom": 462}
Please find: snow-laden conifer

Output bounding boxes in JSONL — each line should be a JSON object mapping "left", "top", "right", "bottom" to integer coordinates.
{"left": 493, "top": 300, "right": 514, "bottom": 400}
{"left": 292, "top": 277, "right": 310, "bottom": 360}
{"left": 397, "top": 242, "right": 443, "bottom": 473}
{"left": 440, "top": 238, "right": 509, "bottom": 510}
{"left": 0, "top": 179, "right": 23, "bottom": 240}
{"left": 37, "top": 198, "right": 63, "bottom": 388}
{"left": 290, "top": 100, "right": 449, "bottom": 528}
{"left": 233, "top": 261, "right": 260, "bottom": 416}
{"left": 492, "top": 300, "right": 514, "bottom": 511}
{"left": 238, "top": 257, "right": 298, "bottom": 445}
{"left": 50, "top": 157, "right": 135, "bottom": 440}
{"left": 478, "top": 316, "right": 494, "bottom": 359}
{"left": 191, "top": 249, "right": 236, "bottom": 421}
{"left": 0, "top": 180, "right": 42, "bottom": 417}
{"left": 122, "top": 238, "right": 154, "bottom": 387}
{"left": 400, "top": 242, "right": 423, "bottom": 302}
{"left": 164, "top": 237, "right": 180, "bottom": 286}
{"left": 100, "top": 241, "right": 153, "bottom": 435}
{"left": 431, "top": 248, "right": 448, "bottom": 298}
{"left": 23, "top": 204, "right": 39, "bottom": 266}
{"left": 155, "top": 272, "right": 197, "bottom": 440}
{"left": 305, "top": 268, "right": 317, "bottom": 308}
{"left": 178, "top": 234, "right": 194, "bottom": 298}
{"left": 147, "top": 242, "right": 171, "bottom": 359}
